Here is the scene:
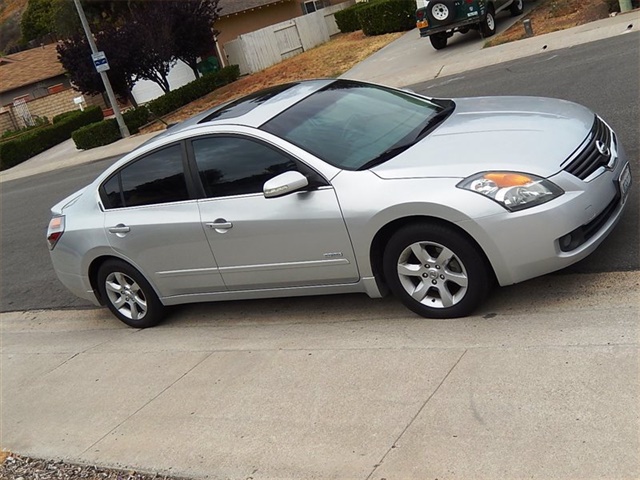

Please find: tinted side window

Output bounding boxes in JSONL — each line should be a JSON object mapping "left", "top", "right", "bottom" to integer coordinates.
{"left": 103, "top": 175, "right": 123, "bottom": 209}
{"left": 192, "top": 137, "right": 297, "bottom": 198}
{"left": 109, "top": 144, "right": 189, "bottom": 208}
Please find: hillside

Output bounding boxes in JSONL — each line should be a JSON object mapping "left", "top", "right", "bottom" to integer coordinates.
{"left": 0, "top": 0, "right": 28, "bottom": 53}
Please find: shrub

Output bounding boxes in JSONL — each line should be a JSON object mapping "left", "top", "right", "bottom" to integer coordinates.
{"left": 357, "top": 0, "right": 416, "bottom": 36}
{"left": 147, "top": 65, "right": 241, "bottom": 118}
{"left": 0, "top": 106, "right": 103, "bottom": 170}
{"left": 1, "top": 116, "right": 49, "bottom": 140}
{"left": 71, "top": 106, "right": 150, "bottom": 150}
{"left": 335, "top": 1, "right": 372, "bottom": 33}
{"left": 123, "top": 106, "right": 150, "bottom": 134}
{"left": 72, "top": 119, "right": 120, "bottom": 150}
{"left": 52, "top": 110, "right": 83, "bottom": 124}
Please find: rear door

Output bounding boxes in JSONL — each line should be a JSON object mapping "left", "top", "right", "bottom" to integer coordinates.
{"left": 189, "top": 134, "right": 360, "bottom": 291}
{"left": 101, "top": 142, "right": 226, "bottom": 298}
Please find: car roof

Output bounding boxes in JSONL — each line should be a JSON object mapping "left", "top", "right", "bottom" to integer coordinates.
{"left": 140, "top": 79, "right": 336, "bottom": 147}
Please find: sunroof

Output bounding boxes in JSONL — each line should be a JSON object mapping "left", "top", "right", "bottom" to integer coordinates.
{"left": 198, "top": 82, "right": 300, "bottom": 123}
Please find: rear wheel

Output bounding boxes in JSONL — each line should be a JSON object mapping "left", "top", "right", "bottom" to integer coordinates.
{"left": 429, "top": 33, "right": 448, "bottom": 50}
{"left": 510, "top": 0, "right": 524, "bottom": 16}
{"left": 383, "top": 223, "right": 492, "bottom": 318}
{"left": 97, "top": 259, "right": 165, "bottom": 328}
{"left": 480, "top": 8, "right": 496, "bottom": 37}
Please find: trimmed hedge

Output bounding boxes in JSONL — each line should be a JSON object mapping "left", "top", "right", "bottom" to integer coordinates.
{"left": 358, "top": 0, "right": 416, "bottom": 36}
{"left": 72, "top": 66, "right": 241, "bottom": 150}
{"left": 72, "top": 106, "right": 151, "bottom": 150}
{"left": 147, "top": 65, "right": 241, "bottom": 117}
{"left": 72, "top": 119, "right": 120, "bottom": 150}
{"left": 0, "top": 106, "right": 103, "bottom": 170}
{"left": 335, "top": 1, "right": 372, "bottom": 33}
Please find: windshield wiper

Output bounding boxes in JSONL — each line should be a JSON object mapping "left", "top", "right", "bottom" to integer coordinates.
{"left": 416, "top": 102, "right": 455, "bottom": 139}
{"left": 357, "top": 102, "right": 456, "bottom": 171}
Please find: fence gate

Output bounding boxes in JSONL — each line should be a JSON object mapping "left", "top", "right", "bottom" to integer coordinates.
{"left": 12, "top": 98, "right": 34, "bottom": 128}
{"left": 274, "top": 22, "right": 304, "bottom": 60}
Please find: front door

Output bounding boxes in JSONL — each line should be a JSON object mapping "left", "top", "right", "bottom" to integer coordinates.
{"left": 191, "top": 135, "right": 359, "bottom": 290}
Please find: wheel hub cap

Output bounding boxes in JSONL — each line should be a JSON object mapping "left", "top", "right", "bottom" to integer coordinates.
{"left": 397, "top": 241, "right": 469, "bottom": 309}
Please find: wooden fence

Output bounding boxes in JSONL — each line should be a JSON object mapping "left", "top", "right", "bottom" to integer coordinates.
{"left": 224, "top": 1, "right": 355, "bottom": 75}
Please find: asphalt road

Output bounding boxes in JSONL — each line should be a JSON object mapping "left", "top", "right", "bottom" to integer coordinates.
{"left": 1, "top": 34, "right": 638, "bottom": 313}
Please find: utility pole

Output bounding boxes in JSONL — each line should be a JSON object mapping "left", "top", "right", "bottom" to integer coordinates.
{"left": 73, "top": 0, "right": 129, "bottom": 138}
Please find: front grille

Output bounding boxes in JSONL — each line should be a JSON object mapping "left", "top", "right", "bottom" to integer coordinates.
{"left": 563, "top": 116, "right": 612, "bottom": 180}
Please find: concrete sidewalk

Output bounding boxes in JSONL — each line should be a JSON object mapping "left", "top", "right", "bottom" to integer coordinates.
{"left": 2, "top": 271, "right": 639, "bottom": 479}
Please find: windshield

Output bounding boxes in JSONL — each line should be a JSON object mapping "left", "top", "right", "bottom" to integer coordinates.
{"left": 260, "top": 80, "right": 450, "bottom": 170}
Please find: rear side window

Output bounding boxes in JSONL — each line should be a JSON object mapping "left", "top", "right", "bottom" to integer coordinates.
{"left": 101, "top": 144, "right": 189, "bottom": 209}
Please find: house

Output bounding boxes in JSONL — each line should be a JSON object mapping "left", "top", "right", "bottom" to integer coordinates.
{"left": 216, "top": 0, "right": 352, "bottom": 47}
{"left": 0, "top": 44, "right": 105, "bottom": 133}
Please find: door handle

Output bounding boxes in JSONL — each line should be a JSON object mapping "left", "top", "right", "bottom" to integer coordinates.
{"left": 108, "top": 224, "right": 130, "bottom": 234}
{"left": 205, "top": 220, "right": 233, "bottom": 230}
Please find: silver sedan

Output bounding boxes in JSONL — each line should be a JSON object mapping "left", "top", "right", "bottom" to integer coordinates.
{"left": 47, "top": 79, "right": 632, "bottom": 327}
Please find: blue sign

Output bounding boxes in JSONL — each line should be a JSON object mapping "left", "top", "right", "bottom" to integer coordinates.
{"left": 91, "top": 51, "right": 110, "bottom": 73}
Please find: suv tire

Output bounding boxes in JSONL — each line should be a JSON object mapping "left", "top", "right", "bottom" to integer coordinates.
{"left": 480, "top": 7, "right": 497, "bottom": 37}
{"left": 430, "top": 33, "right": 448, "bottom": 50}
{"left": 510, "top": 0, "right": 524, "bottom": 16}
{"left": 427, "top": 0, "right": 456, "bottom": 26}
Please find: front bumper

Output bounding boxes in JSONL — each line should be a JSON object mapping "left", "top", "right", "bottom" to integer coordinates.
{"left": 460, "top": 143, "right": 631, "bottom": 286}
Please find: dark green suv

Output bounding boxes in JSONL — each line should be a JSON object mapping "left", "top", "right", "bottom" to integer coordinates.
{"left": 416, "top": 0, "right": 524, "bottom": 50}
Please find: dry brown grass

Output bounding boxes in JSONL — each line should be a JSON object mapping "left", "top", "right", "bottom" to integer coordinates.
{"left": 141, "top": 31, "right": 403, "bottom": 132}
{"left": 486, "top": 0, "right": 611, "bottom": 47}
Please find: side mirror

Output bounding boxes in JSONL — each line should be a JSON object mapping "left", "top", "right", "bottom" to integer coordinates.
{"left": 263, "top": 171, "right": 309, "bottom": 199}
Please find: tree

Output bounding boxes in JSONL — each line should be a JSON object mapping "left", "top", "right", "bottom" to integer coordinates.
{"left": 21, "top": 0, "right": 55, "bottom": 42}
{"left": 56, "top": 1, "right": 222, "bottom": 97}
{"left": 57, "top": 25, "right": 141, "bottom": 106}
{"left": 171, "top": 0, "right": 221, "bottom": 79}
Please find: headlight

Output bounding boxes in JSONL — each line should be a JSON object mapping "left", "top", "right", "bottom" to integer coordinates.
{"left": 457, "top": 172, "right": 564, "bottom": 212}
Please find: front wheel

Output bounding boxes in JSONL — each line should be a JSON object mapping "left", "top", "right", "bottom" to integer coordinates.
{"left": 429, "top": 33, "right": 448, "bottom": 50}
{"left": 97, "top": 259, "right": 166, "bottom": 328}
{"left": 510, "top": 0, "right": 524, "bottom": 16}
{"left": 480, "top": 9, "right": 496, "bottom": 37}
{"left": 383, "top": 223, "right": 492, "bottom": 318}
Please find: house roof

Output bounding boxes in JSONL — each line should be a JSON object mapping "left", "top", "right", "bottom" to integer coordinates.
{"left": 0, "top": 44, "right": 66, "bottom": 94}
{"left": 218, "top": 0, "right": 293, "bottom": 17}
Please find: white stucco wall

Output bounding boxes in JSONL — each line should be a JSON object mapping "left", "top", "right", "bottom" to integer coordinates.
{"left": 131, "top": 60, "right": 196, "bottom": 105}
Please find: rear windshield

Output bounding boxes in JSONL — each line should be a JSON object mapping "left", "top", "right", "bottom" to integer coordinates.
{"left": 261, "top": 80, "right": 447, "bottom": 170}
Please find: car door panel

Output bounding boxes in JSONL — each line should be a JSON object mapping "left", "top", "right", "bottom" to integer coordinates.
{"left": 189, "top": 134, "right": 359, "bottom": 291}
{"left": 101, "top": 143, "right": 226, "bottom": 298}
{"left": 198, "top": 188, "right": 359, "bottom": 290}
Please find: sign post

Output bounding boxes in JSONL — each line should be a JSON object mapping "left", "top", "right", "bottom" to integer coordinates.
{"left": 73, "top": 0, "right": 129, "bottom": 138}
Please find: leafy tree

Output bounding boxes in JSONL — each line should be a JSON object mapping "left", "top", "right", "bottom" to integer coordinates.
{"left": 171, "top": 0, "right": 221, "bottom": 79}
{"left": 56, "top": 1, "right": 222, "bottom": 96}
{"left": 21, "top": 0, "right": 55, "bottom": 42}
{"left": 21, "top": 0, "right": 79, "bottom": 42}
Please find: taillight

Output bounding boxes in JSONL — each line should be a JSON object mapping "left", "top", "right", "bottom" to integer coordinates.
{"left": 47, "top": 215, "right": 65, "bottom": 250}
{"left": 416, "top": 10, "right": 425, "bottom": 20}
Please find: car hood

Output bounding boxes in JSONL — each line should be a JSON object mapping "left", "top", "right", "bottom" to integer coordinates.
{"left": 372, "top": 96, "right": 595, "bottom": 179}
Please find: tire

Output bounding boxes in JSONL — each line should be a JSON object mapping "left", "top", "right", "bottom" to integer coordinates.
{"left": 383, "top": 223, "right": 491, "bottom": 319}
{"left": 97, "top": 259, "right": 166, "bottom": 328}
{"left": 427, "top": 0, "right": 455, "bottom": 26}
{"left": 429, "top": 33, "right": 448, "bottom": 50}
{"left": 480, "top": 8, "right": 497, "bottom": 37}
{"left": 510, "top": 0, "right": 524, "bottom": 16}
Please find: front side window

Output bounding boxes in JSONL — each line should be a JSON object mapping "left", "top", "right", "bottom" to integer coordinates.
{"left": 192, "top": 136, "right": 299, "bottom": 198}
{"left": 101, "top": 144, "right": 189, "bottom": 208}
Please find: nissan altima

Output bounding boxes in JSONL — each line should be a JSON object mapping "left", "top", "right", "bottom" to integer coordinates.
{"left": 47, "top": 79, "right": 632, "bottom": 327}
